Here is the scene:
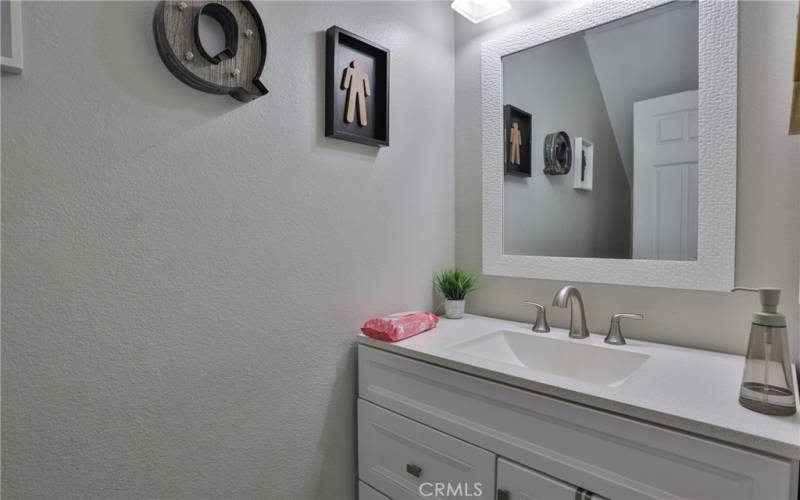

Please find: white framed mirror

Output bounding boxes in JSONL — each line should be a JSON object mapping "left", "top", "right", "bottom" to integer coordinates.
{"left": 481, "top": 0, "right": 737, "bottom": 291}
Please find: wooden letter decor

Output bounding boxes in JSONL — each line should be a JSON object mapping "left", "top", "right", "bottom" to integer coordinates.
{"left": 153, "top": 0, "right": 268, "bottom": 102}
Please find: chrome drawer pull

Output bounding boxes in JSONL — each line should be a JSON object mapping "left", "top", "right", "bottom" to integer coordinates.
{"left": 406, "top": 463, "right": 422, "bottom": 478}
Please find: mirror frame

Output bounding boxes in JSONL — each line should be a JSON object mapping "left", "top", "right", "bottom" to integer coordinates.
{"left": 481, "top": 0, "right": 737, "bottom": 291}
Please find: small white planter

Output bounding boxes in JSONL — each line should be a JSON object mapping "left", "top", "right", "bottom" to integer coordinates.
{"left": 444, "top": 299, "right": 466, "bottom": 319}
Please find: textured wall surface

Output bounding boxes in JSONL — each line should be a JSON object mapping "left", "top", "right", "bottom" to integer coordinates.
{"left": 1, "top": 2, "right": 453, "bottom": 498}
{"left": 456, "top": 1, "right": 800, "bottom": 358}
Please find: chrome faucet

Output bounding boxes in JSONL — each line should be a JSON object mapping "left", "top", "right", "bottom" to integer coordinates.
{"left": 552, "top": 285, "right": 590, "bottom": 339}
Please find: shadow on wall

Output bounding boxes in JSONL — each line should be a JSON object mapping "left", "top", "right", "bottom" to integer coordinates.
{"left": 93, "top": 2, "right": 233, "bottom": 117}
{"left": 311, "top": 342, "right": 358, "bottom": 499}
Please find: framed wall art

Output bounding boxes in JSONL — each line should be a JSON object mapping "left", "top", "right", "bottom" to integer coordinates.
{"left": 504, "top": 105, "right": 531, "bottom": 176}
{"left": 573, "top": 137, "right": 594, "bottom": 190}
{"left": 325, "top": 26, "right": 389, "bottom": 147}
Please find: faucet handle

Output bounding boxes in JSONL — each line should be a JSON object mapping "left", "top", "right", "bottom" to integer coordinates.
{"left": 524, "top": 301, "right": 550, "bottom": 333}
{"left": 605, "top": 313, "right": 643, "bottom": 345}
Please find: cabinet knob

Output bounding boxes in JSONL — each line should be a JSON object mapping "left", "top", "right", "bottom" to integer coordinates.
{"left": 406, "top": 463, "right": 422, "bottom": 478}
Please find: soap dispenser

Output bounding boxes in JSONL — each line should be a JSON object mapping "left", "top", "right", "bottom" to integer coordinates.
{"left": 733, "top": 287, "right": 796, "bottom": 416}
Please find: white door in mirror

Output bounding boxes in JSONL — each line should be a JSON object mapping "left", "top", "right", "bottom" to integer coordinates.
{"left": 633, "top": 90, "right": 698, "bottom": 260}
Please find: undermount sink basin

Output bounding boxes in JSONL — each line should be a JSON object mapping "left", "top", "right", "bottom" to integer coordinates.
{"left": 449, "top": 329, "right": 650, "bottom": 387}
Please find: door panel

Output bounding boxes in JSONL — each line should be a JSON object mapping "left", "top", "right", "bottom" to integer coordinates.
{"left": 497, "top": 459, "right": 577, "bottom": 500}
{"left": 359, "top": 481, "right": 391, "bottom": 500}
{"left": 633, "top": 90, "right": 698, "bottom": 260}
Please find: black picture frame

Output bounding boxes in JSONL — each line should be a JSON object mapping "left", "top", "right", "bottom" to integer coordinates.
{"left": 325, "top": 26, "right": 390, "bottom": 147}
{"left": 504, "top": 105, "right": 532, "bottom": 177}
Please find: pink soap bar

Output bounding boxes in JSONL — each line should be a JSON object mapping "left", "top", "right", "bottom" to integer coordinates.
{"left": 361, "top": 312, "right": 439, "bottom": 342}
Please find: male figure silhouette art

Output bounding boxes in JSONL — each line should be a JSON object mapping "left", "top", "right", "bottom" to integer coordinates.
{"left": 510, "top": 121, "right": 522, "bottom": 165}
{"left": 341, "top": 60, "right": 371, "bottom": 127}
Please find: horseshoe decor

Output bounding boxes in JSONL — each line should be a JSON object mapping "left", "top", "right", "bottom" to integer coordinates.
{"left": 153, "top": 0, "right": 268, "bottom": 102}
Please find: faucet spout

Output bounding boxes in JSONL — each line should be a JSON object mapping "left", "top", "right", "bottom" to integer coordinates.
{"left": 552, "top": 285, "right": 590, "bottom": 339}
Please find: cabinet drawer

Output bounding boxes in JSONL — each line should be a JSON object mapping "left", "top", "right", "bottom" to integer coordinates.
{"left": 359, "top": 481, "right": 391, "bottom": 500}
{"left": 497, "top": 458, "right": 607, "bottom": 500}
{"left": 358, "top": 399, "right": 495, "bottom": 500}
{"left": 359, "top": 345, "right": 794, "bottom": 500}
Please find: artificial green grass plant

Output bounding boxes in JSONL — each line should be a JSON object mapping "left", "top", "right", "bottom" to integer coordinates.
{"left": 434, "top": 268, "right": 478, "bottom": 301}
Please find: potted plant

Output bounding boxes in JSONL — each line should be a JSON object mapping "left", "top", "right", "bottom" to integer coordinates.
{"left": 434, "top": 268, "right": 478, "bottom": 319}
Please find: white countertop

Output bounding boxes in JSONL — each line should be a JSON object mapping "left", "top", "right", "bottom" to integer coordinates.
{"left": 357, "top": 314, "right": 800, "bottom": 460}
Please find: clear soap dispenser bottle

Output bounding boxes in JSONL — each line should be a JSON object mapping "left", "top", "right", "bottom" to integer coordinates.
{"left": 733, "top": 287, "right": 796, "bottom": 416}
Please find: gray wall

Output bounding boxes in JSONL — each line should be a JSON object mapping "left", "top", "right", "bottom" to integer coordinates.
{"left": 1, "top": 0, "right": 12, "bottom": 58}
{"left": 584, "top": 1, "right": 699, "bottom": 184}
{"left": 502, "top": 33, "right": 629, "bottom": 258}
{"left": 455, "top": 1, "right": 800, "bottom": 359}
{"left": 1, "top": 2, "right": 454, "bottom": 498}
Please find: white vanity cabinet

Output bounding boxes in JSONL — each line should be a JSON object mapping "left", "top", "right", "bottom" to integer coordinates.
{"left": 359, "top": 481, "right": 391, "bottom": 500}
{"left": 357, "top": 345, "right": 798, "bottom": 500}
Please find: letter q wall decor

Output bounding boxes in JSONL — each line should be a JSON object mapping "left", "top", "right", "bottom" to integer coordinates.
{"left": 153, "top": 0, "right": 268, "bottom": 102}
{"left": 325, "top": 26, "right": 389, "bottom": 147}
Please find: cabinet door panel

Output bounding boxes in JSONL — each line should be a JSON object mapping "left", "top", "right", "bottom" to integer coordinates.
{"left": 359, "top": 481, "right": 391, "bottom": 500}
{"left": 497, "top": 459, "right": 608, "bottom": 500}
{"left": 358, "top": 399, "right": 495, "bottom": 500}
{"left": 498, "top": 459, "right": 575, "bottom": 500}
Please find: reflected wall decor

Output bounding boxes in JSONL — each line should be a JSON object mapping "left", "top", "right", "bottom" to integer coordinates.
{"left": 543, "top": 131, "right": 572, "bottom": 176}
{"left": 573, "top": 137, "right": 593, "bottom": 191}
{"left": 503, "top": 105, "right": 532, "bottom": 176}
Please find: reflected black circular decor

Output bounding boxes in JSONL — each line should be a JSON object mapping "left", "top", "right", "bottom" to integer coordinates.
{"left": 543, "top": 131, "right": 572, "bottom": 175}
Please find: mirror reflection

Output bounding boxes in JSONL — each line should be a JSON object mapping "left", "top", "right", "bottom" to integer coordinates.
{"left": 502, "top": 2, "right": 698, "bottom": 260}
